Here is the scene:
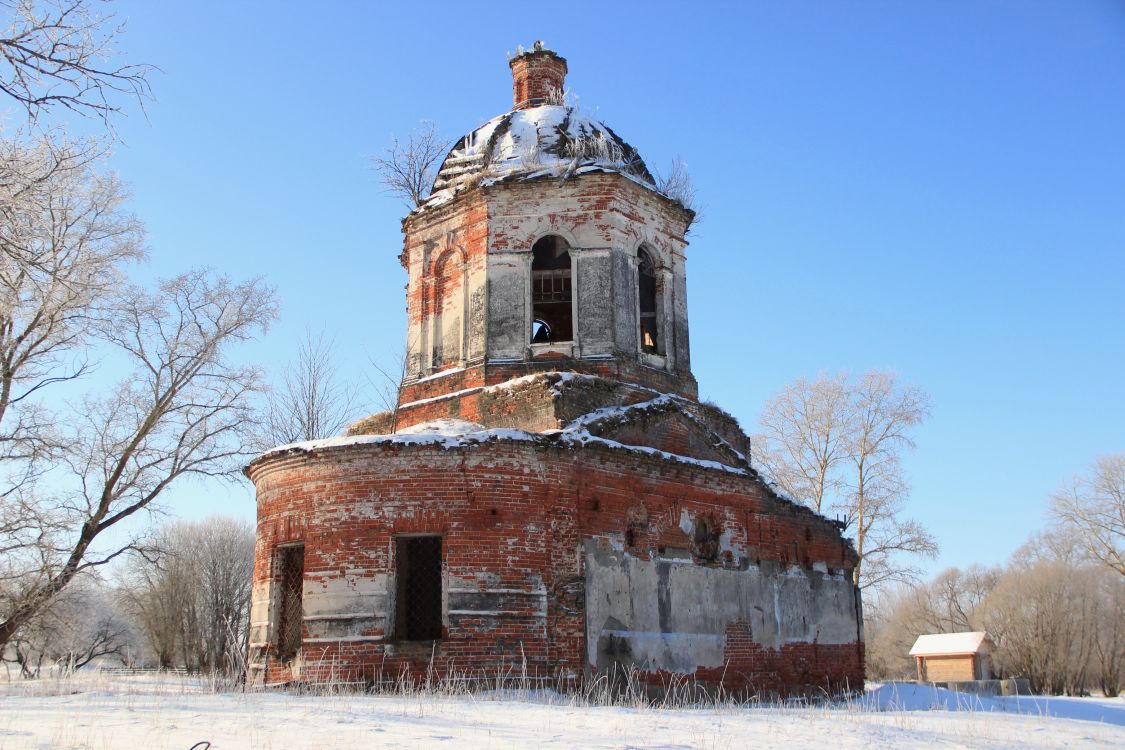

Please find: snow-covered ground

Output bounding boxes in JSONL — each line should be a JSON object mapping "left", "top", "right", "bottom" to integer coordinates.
{"left": 1, "top": 674, "right": 1123, "bottom": 749}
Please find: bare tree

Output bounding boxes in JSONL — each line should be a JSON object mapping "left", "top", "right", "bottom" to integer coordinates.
{"left": 925, "top": 565, "right": 999, "bottom": 633}
{"left": 261, "top": 329, "right": 359, "bottom": 446}
{"left": 372, "top": 121, "right": 450, "bottom": 209}
{"left": 364, "top": 335, "right": 417, "bottom": 435}
{"left": 981, "top": 555, "right": 1098, "bottom": 695}
{"left": 755, "top": 373, "right": 851, "bottom": 514}
{"left": 192, "top": 516, "right": 254, "bottom": 674}
{"left": 0, "top": 269, "right": 277, "bottom": 651}
{"left": 120, "top": 516, "right": 254, "bottom": 674}
{"left": 845, "top": 371, "right": 936, "bottom": 589}
{"left": 754, "top": 370, "right": 936, "bottom": 590}
{"left": 1, "top": 135, "right": 143, "bottom": 605}
{"left": 868, "top": 525, "right": 1125, "bottom": 695}
{"left": 1050, "top": 453, "right": 1125, "bottom": 578}
{"left": 860, "top": 583, "right": 921, "bottom": 680}
{"left": 1092, "top": 569, "right": 1125, "bottom": 697}
{"left": 0, "top": 0, "right": 154, "bottom": 128}
{"left": 985, "top": 530, "right": 1125, "bottom": 696}
{"left": 0, "top": 135, "right": 143, "bottom": 472}
{"left": 2, "top": 575, "right": 130, "bottom": 676}
{"left": 116, "top": 542, "right": 180, "bottom": 668}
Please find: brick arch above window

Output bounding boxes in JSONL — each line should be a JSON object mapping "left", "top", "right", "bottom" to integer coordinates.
{"left": 630, "top": 237, "right": 671, "bottom": 270}
{"left": 521, "top": 219, "right": 581, "bottom": 253}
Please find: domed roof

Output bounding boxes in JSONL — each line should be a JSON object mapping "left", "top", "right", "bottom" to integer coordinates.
{"left": 421, "top": 104, "right": 659, "bottom": 211}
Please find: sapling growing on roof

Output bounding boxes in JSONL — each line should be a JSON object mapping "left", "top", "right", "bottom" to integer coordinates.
{"left": 372, "top": 121, "right": 452, "bottom": 209}
{"left": 655, "top": 155, "right": 699, "bottom": 217}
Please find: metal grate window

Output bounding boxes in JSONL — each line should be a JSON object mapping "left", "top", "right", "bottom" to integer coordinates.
{"left": 395, "top": 536, "right": 443, "bottom": 641}
{"left": 532, "top": 269, "right": 572, "bottom": 303}
{"left": 275, "top": 545, "right": 304, "bottom": 659}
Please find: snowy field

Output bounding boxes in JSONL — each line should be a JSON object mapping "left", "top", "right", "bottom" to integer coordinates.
{"left": 2, "top": 673, "right": 1123, "bottom": 749}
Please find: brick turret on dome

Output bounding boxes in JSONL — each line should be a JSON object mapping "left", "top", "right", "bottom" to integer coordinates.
{"left": 509, "top": 41, "right": 568, "bottom": 110}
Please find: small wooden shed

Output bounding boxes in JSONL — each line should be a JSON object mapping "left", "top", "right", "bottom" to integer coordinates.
{"left": 909, "top": 631, "right": 995, "bottom": 682}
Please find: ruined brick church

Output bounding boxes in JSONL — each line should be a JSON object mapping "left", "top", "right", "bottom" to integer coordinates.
{"left": 246, "top": 43, "right": 864, "bottom": 695}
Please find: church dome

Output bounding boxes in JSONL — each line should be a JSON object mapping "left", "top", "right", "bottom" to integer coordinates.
{"left": 423, "top": 104, "right": 657, "bottom": 210}
{"left": 418, "top": 43, "right": 669, "bottom": 212}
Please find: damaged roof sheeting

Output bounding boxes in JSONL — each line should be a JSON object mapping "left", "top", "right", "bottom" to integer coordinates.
{"left": 421, "top": 105, "right": 663, "bottom": 212}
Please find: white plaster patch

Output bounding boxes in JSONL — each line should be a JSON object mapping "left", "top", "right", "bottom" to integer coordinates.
{"left": 303, "top": 574, "right": 388, "bottom": 618}
{"left": 585, "top": 543, "right": 861, "bottom": 672}
{"left": 678, "top": 509, "right": 693, "bottom": 536}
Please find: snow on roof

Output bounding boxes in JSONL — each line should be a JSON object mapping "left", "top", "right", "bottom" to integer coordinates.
{"left": 909, "top": 632, "right": 992, "bottom": 657}
{"left": 417, "top": 104, "right": 674, "bottom": 213}
{"left": 249, "top": 391, "right": 750, "bottom": 478}
{"left": 396, "top": 418, "right": 485, "bottom": 436}
{"left": 568, "top": 393, "right": 750, "bottom": 468}
{"left": 247, "top": 373, "right": 852, "bottom": 526}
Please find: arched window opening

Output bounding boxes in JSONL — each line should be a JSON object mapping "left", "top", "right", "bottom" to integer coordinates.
{"left": 531, "top": 235, "right": 573, "bottom": 343}
{"left": 638, "top": 248, "right": 661, "bottom": 354}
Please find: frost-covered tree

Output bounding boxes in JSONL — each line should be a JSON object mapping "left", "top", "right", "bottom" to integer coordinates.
{"left": 0, "top": 0, "right": 271, "bottom": 660}
{"left": 0, "top": 0, "right": 153, "bottom": 128}
{"left": 0, "top": 135, "right": 144, "bottom": 477}
{"left": 2, "top": 575, "right": 132, "bottom": 677}
{"left": 120, "top": 516, "right": 255, "bottom": 673}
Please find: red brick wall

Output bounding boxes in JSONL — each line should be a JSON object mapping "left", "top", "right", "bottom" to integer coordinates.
{"left": 400, "top": 195, "right": 489, "bottom": 379}
{"left": 394, "top": 362, "right": 699, "bottom": 430}
{"left": 247, "top": 436, "right": 863, "bottom": 695}
{"left": 509, "top": 50, "right": 567, "bottom": 109}
{"left": 394, "top": 171, "right": 699, "bottom": 410}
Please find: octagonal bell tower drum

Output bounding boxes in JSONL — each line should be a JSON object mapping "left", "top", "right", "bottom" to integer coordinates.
{"left": 394, "top": 44, "right": 697, "bottom": 424}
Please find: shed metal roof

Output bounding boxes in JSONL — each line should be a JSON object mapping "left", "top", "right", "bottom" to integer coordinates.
{"left": 909, "top": 631, "right": 992, "bottom": 657}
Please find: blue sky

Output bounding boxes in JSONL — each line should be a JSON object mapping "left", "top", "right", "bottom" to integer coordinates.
{"left": 37, "top": 1, "right": 1125, "bottom": 578}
